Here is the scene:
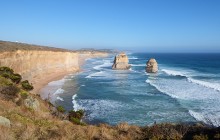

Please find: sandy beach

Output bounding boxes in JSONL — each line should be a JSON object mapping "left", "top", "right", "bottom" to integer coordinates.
{"left": 33, "top": 52, "right": 109, "bottom": 95}
{"left": 31, "top": 69, "right": 79, "bottom": 94}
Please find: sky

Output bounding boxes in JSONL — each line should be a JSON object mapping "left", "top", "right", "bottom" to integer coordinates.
{"left": 0, "top": 0, "right": 220, "bottom": 52}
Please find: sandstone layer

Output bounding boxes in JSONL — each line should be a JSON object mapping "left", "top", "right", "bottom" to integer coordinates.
{"left": 146, "top": 58, "right": 158, "bottom": 73}
{"left": 112, "top": 53, "right": 131, "bottom": 70}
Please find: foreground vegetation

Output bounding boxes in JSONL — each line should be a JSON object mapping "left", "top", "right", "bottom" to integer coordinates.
{"left": 0, "top": 66, "right": 220, "bottom": 140}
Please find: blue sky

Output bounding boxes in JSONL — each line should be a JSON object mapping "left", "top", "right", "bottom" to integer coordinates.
{"left": 0, "top": 0, "right": 220, "bottom": 52}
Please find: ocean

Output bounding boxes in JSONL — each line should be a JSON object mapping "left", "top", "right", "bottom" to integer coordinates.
{"left": 40, "top": 53, "right": 220, "bottom": 126}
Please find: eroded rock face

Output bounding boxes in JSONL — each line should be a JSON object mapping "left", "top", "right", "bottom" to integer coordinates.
{"left": 112, "top": 53, "right": 131, "bottom": 70}
{"left": 146, "top": 58, "right": 158, "bottom": 73}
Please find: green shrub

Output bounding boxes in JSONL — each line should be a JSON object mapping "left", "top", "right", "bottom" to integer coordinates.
{"left": 20, "top": 91, "right": 29, "bottom": 99}
{"left": 1, "top": 72, "right": 10, "bottom": 78}
{"left": 0, "top": 85, "right": 19, "bottom": 96}
{"left": 68, "top": 109, "right": 85, "bottom": 125}
{"left": 0, "top": 76, "right": 13, "bottom": 86}
{"left": 0, "top": 67, "right": 22, "bottom": 84}
{"left": 68, "top": 109, "right": 84, "bottom": 120}
{"left": 10, "top": 73, "right": 22, "bottom": 83}
{"left": 57, "top": 106, "right": 66, "bottom": 113}
{"left": 21, "top": 80, "right": 33, "bottom": 91}
{"left": 69, "top": 117, "right": 86, "bottom": 125}
{"left": 0, "top": 66, "right": 14, "bottom": 74}
{"left": 70, "top": 117, "right": 81, "bottom": 125}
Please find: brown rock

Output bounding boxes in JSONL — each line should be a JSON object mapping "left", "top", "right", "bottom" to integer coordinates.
{"left": 112, "top": 53, "right": 131, "bottom": 70}
{"left": 146, "top": 58, "right": 158, "bottom": 73}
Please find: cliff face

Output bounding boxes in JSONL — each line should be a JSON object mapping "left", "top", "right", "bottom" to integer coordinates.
{"left": 112, "top": 53, "right": 131, "bottom": 70}
{"left": 0, "top": 50, "right": 79, "bottom": 91}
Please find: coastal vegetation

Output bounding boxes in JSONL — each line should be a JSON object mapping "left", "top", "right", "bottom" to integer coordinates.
{"left": 68, "top": 109, "right": 85, "bottom": 125}
{"left": 0, "top": 67, "right": 22, "bottom": 84}
{"left": 57, "top": 105, "right": 66, "bottom": 113}
{"left": 21, "top": 80, "right": 34, "bottom": 91}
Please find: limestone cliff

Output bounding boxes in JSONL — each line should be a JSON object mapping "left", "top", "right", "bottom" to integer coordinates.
{"left": 0, "top": 50, "right": 79, "bottom": 92}
{"left": 112, "top": 53, "right": 131, "bottom": 70}
{"left": 0, "top": 41, "right": 110, "bottom": 94}
{"left": 146, "top": 58, "right": 158, "bottom": 73}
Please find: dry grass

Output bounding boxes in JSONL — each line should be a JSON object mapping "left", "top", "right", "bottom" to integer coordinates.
{"left": 0, "top": 40, "right": 71, "bottom": 52}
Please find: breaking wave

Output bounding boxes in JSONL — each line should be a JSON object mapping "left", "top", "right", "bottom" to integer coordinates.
{"left": 57, "top": 96, "right": 64, "bottom": 101}
{"left": 93, "top": 60, "right": 112, "bottom": 70}
{"left": 129, "top": 57, "right": 138, "bottom": 60}
{"left": 72, "top": 94, "right": 83, "bottom": 111}
{"left": 189, "top": 110, "right": 220, "bottom": 127}
{"left": 162, "top": 69, "right": 220, "bottom": 92}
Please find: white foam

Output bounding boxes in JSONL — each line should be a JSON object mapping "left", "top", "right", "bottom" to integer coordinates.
{"left": 85, "top": 71, "right": 105, "bottom": 78}
{"left": 56, "top": 96, "right": 64, "bottom": 101}
{"left": 85, "top": 58, "right": 93, "bottom": 61}
{"left": 76, "top": 99, "right": 126, "bottom": 122}
{"left": 189, "top": 110, "right": 208, "bottom": 123}
{"left": 93, "top": 60, "right": 112, "bottom": 70}
{"left": 129, "top": 57, "right": 138, "bottom": 60}
{"left": 189, "top": 110, "right": 220, "bottom": 127}
{"left": 146, "top": 79, "right": 179, "bottom": 99}
{"left": 146, "top": 76, "right": 220, "bottom": 126}
{"left": 48, "top": 78, "right": 66, "bottom": 86}
{"left": 161, "top": 69, "right": 186, "bottom": 77}
{"left": 187, "top": 78, "right": 220, "bottom": 92}
{"left": 130, "top": 64, "right": 146, "bottom": 67}
{"left": 54, "top": 88, "right": 65, "bottom": 95}
{"left": 129, "top": 68, "right": 139, "bottom": 73}
{"left": 146, "top": 77, "right": 220, "bottom": 100}
{"left": 72, "top": 94, "right": 83, "bottom": 111}
{"left": 162, "top": 69, "right": 220, "bottom": 92}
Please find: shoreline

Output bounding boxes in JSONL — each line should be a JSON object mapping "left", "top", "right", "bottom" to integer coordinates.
{"left": 31, "top": 69, "right": 79, "bottom": 94}
{"left": 35, "top": 52, "right": 109, "bottom": 96}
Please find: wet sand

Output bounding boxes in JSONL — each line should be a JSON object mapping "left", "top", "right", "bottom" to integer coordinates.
{"left": 31, "top": 69, "right": 79, "bottom": 94}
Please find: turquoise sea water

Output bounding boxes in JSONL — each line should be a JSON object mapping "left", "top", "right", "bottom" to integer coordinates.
{"left": 40, "top": 53, "right": 220, "bottom": 126}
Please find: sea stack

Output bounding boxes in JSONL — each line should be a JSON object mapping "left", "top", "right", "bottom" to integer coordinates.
{"left": 146, "top": 58, "right": 158, "bottom": 73}
{"left": 112, "top": 52, "right": 131, "bottom": 70}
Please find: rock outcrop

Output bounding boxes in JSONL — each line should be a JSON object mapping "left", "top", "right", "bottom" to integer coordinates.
{"left": 24, "top": 96, "right": 40, "bottom": 111}
{"left": 112, "top": 53, "right": 131, "bottom": 70}
{"left": 0, "top": 116, "right": 11, "bottom": 127}
{"left": 146, "top": 58, "right": 158, "bottom": 73}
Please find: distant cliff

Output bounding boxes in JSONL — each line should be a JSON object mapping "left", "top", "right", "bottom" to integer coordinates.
{"left": 0, "top": 41, "right": 108, "bottom": 93}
